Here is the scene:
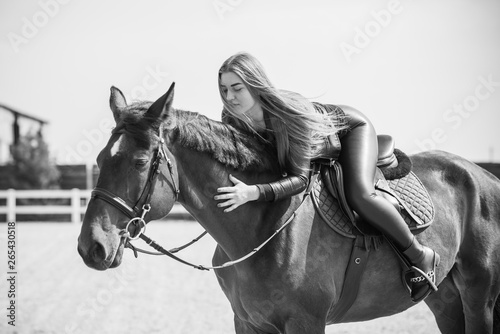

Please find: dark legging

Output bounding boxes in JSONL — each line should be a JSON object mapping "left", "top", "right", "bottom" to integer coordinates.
{"left": 338, "top": 106, "right": 413, "bottom": 250}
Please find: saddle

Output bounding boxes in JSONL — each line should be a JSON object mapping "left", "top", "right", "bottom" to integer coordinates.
{"left": 311, "top": 134, "right": 434, "bottom": 240}
{"left": 309, "top": 135, "right": 435, "bottom": 322}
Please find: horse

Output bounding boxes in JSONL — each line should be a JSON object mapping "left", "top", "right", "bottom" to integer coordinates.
{"left": 77, "top": 83, "right": 500, "bottom": 334}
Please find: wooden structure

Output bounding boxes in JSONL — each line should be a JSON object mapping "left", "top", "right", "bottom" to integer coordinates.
{"left": 0, "top": 104, "right": 48, "bottom": 164}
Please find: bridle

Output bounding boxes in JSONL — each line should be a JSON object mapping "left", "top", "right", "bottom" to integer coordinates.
{"left": 90, "top": 126, "right": 188, "bottom": 255}
{"left": 91, "top": 126, "right": 225, "bottom": 270}
{"left": 92, "top": 133, "right": 179, "bottom": 222}
{"left": 92, "top": 125, "right": 178, "bottom": 221}
{"left": 90, "top": 124, "right": 317, "bottom": 271}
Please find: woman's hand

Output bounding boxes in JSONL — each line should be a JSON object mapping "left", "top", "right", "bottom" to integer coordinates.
{"left": 214, "top": 174, "right": 260, "bottom": 212}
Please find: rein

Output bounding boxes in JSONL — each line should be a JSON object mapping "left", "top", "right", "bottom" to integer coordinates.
{"left": 140, "top": 194, "right": 310, "bottom": 271}
{"left": 91, "top": 126, "right": 319, "bottom": 271}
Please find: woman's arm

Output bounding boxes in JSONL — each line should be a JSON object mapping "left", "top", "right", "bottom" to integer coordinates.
{"left": 214, "top": 174, "right": 308, "bottom": 212}
{"left": 217, "top": 109, "right": 309, "bottom": 211}
{"left": 255, "top": 175, "right": 308, "bottom": 201}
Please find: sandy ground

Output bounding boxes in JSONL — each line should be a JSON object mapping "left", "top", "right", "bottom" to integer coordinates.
{"left": 0, "top": 222, "right": 441, "bottom": 334}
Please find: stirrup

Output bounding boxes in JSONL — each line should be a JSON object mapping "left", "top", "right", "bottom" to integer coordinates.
{"left": 402, "top": 252, "right": 440, "bottom": 303}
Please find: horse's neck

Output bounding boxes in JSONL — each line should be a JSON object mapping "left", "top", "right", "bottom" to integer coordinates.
{"left": 173, "top": 147, "right": 277, "bottom": 259}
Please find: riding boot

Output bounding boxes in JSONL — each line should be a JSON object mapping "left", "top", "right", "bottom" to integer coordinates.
{"left": 359, "top": 194, "right": 439, "bottom": 302}
{"left": 402, "top": 236, "right": 440, "bottom": 302}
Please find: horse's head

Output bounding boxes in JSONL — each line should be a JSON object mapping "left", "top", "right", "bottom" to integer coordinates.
{"left": 78, "top": 83, "right": 179, "bottom": 270}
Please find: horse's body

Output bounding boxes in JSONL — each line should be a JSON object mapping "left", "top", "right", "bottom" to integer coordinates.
{"left": 78, "top": 84, "right": 500, "bottom": 333}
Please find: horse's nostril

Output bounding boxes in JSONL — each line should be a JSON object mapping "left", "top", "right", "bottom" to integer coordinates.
{"left": 90, "top": 242, "right": 107, "bottom": 263}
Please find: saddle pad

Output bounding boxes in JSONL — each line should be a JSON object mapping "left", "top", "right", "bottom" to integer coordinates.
{"left": 311, "top": 171, "right": 434, "bottom": 239}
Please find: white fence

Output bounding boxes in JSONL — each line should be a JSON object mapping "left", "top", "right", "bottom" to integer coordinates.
{"left": 0, "top": 189, "right": 190, "bottom": 223}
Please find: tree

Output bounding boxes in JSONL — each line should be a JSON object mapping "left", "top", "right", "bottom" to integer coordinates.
{"left": 8, "top": 132, "right": 60, "bottom": 189}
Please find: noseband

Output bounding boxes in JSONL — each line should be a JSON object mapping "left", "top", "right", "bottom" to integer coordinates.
{"left": 91, "top": 126, "right": 179, "bottom": 241}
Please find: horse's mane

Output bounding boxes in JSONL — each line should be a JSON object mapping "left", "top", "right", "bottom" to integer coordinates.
{"left": 113, "top": 101, "right": 278, "bottom": 173}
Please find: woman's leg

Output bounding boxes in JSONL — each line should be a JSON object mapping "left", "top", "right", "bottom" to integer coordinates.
{"left": 338, "top": 106, "right": 439, "bottom": 302}
{"left": 338, "top": 108, "right": 414, "bottom": 249}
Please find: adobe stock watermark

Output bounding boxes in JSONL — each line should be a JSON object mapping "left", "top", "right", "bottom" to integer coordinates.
{"left": 212, "top": 0, "right": 244, "bottom": 20}
{"left": 64, "top": 265, "right": 137, "bottom": 333}
{"left": 59, "top": 65, "right": 170, "bottom": 164}
{"left": 413, "top": 74, "right": 499, "bottom": 153}
{"left": 122, "top": 65, "right": 170, "bottom": 103}
{"left": 339, "top": 0, "right": 404, "bottom": 64}
{"left": 7, "top": 0, "right": 73, "bottom": 54}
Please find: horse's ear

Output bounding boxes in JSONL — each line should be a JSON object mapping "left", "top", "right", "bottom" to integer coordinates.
{"left": 148, "top": 82, "right": 175, "bottom": 120}
{"left": 109, "top": 86, "right": 127, "bottom": 123}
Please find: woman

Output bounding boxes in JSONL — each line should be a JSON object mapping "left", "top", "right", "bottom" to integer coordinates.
{"left": 214, "top": 52, "right": 439, "bottom": 302}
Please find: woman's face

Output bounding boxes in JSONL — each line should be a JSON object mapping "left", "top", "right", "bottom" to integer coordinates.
{"left": 220, "top": 71, "right": 263, "bottom": 122}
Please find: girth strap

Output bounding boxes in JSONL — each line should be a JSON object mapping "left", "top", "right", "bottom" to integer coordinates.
{"left": 330, "top": 235, "right": 370, "bottom": 323}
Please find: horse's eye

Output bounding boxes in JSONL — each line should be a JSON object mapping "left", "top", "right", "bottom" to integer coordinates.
{"left": 135, "top": 159, "right": 148, "bottom": 167}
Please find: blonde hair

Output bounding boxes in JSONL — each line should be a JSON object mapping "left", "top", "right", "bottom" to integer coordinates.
{"left": 218, "top": 52, "right": 341, "bottom": 175}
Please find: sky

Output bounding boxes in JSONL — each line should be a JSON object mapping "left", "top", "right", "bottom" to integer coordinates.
{"left": 1, "top": 0, "right": 499, "bottom": 164}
